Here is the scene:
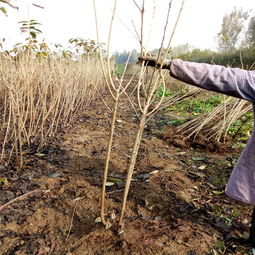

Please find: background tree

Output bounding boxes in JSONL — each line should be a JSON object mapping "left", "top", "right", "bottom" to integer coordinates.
{"left": 171, "top": 43, "right": 193, "bottom": 56}
{"left": 0, "top": 0, "right": 18, "bottom": 16}
{"left": 217, "top": 7, "right": 250, "bottom": 52}
{"left": 246, "top": 16, "right": 255, "bottom": 48}
{"left": 69, "top": 38, "right": 104, "bottom": 58}
{"left": 0, "top": 1, "right": 43, "bottom": 16}
{"left": 114, "top": 49, "right": 138, "bottom": 64}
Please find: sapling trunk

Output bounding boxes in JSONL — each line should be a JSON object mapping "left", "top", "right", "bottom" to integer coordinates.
{"left": 100, "top": 92, "right": 120, "bottom": 226}
{"left": 119, "top": 112, "right": 146, "bottom": 228}
{"left": 93, "top": 0, "right": 186, "bottom": 230}
{"left": 118, "top": 0, "right": 186, "bottom": 229}
{"left": 93, "top": 0, "right": 126, "bottom": 226}
{"left": 118, "top": 70, "right": 163, "bottom": 229}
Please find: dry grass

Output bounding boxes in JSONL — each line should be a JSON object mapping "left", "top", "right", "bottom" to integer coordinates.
{"left": 0, "top": 52, "right": 105, "bottom": 167}
{"left": 177, "top": 96, "right": 252, "bottom": 142}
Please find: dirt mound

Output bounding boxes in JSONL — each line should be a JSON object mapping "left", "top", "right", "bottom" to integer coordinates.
{"left": 160, "top": 126, "right": 225, "bottom": 152}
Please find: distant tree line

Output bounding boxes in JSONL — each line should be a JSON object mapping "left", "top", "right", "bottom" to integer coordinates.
{"left": 113, "top": 49, "right": 139, "bottom": 64}
{"left": 175, "top": 47, "right": 255, "bottom": 69}
{"left": 113, "top": 8, "right": 255, "bottom": 69}
{"left": 173, "top": 8, "right": 255, "bottom": 69}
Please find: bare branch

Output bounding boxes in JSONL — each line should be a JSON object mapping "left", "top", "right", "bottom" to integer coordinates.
{"left": 92, "top": 0, "right": 116, "bottom": 100}
{"left": 0, "top": 189, "right": 49, "bottom": 211}
{"left": 140, "top": 0, "right": 145, "bottom": 56}
{"left": 165, "top": 0, "right": 186, "bottom": 54}
{"left": 108, "top": 5, "right": 140, "bottom": 43}
{"left": 106, "top": 0, "right": 118, "bottom": 93}
{"left": 157, "top": 0, "right": 172, "bottom": 64}
{"left": 133, "top": 0, "right": 142, "bottom": 12}
{"left": 1, "top": 0, "right": 18, "bottom": 9}
{"left": 32, "top": 3, "right": 44, "bottom": 9}
{"left": 131, "top": 19, "right": 141, "bottom": 44}
{"left": 65, "top": 199, "right": 80, "bottom": 241}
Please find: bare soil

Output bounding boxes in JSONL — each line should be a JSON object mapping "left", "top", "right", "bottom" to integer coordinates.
{"left": 0, "top": 90, "right": 253, "bottom": 255}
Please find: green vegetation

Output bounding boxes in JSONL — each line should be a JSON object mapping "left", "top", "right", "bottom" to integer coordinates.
{"left": 176, "top": 47, "right": 255, "bottom": 69}
{"left": 168, "top": 94, "right": 224, "bottom": 116}
{"left": 68, "top": 38, "right": 104, "bottom": 57}
{"left": 114, "top": 49, "right": 138, "bottom": 64}
{"left": 171, "top": 9, "right": 255, "bottom": 69}
{"left": 156, "top": 85, "right": 172, "bottom": 98}
{"left": 217, "top": 7, "right": 250, "bottom": 53}
{"left": 247, "top": 16, "right": 255, "bottom": 48}
{"left": 115, "top": 63, "right": 125, "bottom": 78}
{"left": 228, "top": 112, "right": 253, "bottom": 141}
{"left": 0, "top": 177, "right": 9, "bottom": 187}
{"left": 163, "top": 91, "right": 253, "bottom": 145}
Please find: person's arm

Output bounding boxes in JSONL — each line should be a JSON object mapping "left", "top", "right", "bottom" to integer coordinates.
{"left": 170, "top": 59, "right": 255, "bottom": 102}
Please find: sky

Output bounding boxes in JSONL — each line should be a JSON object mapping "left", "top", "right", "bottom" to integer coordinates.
{"left": 0, "top": 0, "right": 254, "bottom": 53}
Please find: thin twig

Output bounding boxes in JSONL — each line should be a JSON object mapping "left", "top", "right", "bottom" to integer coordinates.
{"left": 157, "top": 0, "right": 172, "bottom": 64}
{"left": 65, "top": 198, "right": 81, "bottom": 241}
{"left": 92, "top": 0, "right": 116, "bottom": 100}
{"left": 133, "top": 0, "right": 142, "bottom": 12}
{"left": 106, "top": 0, "right": 118, "bottom": 92}
{"left": 249, "top": 60, "right": 255, "bottom": 70}
{"left": 132, "top": 20, "right": 141, "bottom": 44}
{"left": 145, "top": 0, "right": 158, "bottom": 51}
{"left": 106, "top": 189, "right": 124, "bottom": 195}
{"left": 1, "top": 0, "right": 18, "bottom": 9}
{"left": 109, "top": 5, "right": 140, "bottom": 42}
{"left": 140, "top": 0, "right": 145, "bottom": 56}
{"left": 100, "top": 92, "right": 120, "bottom": 226}
{"left": 165, "top": 0, "right": 186, "bottom": 54}
{"left": 95, "top": 86, "right": 113, "bottom": 113}
{"left": 0, "top": 189, "right": 50, "bottom": 211}
{"left": 239, "top": 50, "right": 244, "bottom": 69}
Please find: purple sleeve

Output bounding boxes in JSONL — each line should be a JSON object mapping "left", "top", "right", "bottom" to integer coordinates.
{"left": 170, "top": 59, "right": 255, "bottom": 102}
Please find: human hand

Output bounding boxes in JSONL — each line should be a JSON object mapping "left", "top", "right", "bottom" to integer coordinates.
{"left": 137, "top": 56, "right": 171, "bottom": 70}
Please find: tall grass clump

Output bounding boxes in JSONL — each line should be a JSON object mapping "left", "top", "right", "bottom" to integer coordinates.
{"left": 0, "top": 52, "right": 105, "bottom": 168}
{"left": 177, "top": 96, "right": 252, "bottom": 143}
